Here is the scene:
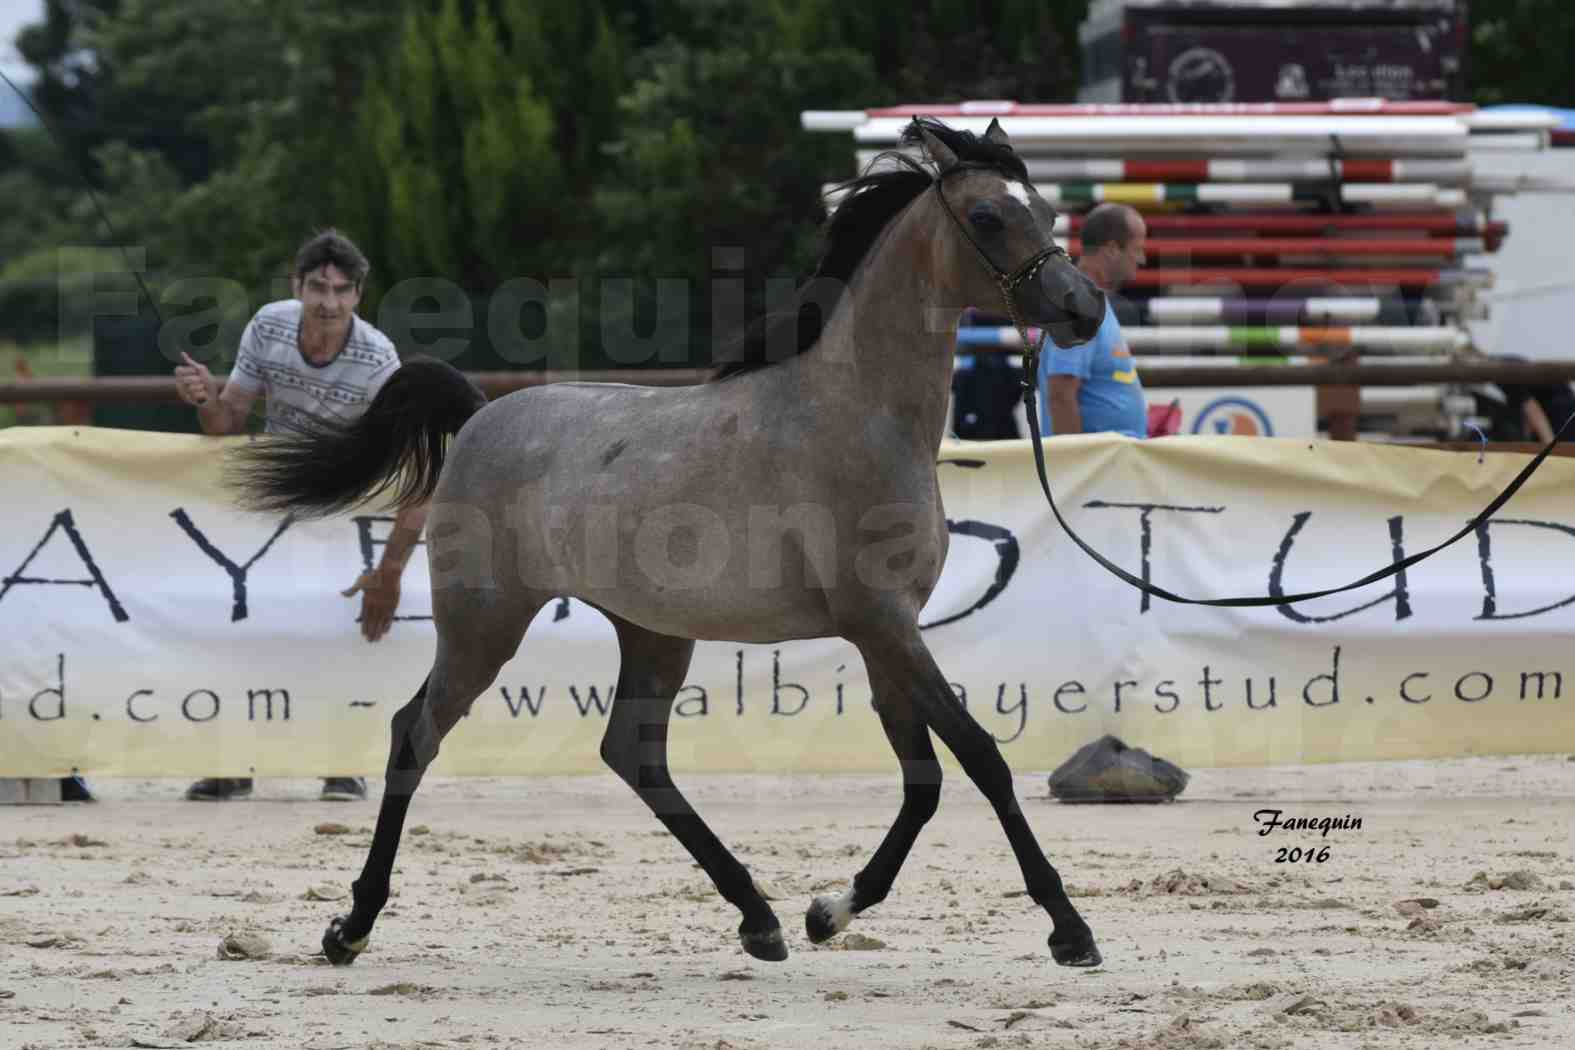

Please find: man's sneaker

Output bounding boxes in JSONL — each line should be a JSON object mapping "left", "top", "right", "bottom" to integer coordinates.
{"left": 59, "top": 775, "right": 95, "bottom": 802}
{"left": 320, "top": 777, "right": 366, "bottom": 802}
{"left": 185, "top": 777, "right": 253, "bottom": 801}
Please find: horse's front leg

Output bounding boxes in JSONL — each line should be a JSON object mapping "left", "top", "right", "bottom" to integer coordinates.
{"left": 856, "top": 628, "right": 1101, "bottom": 967}
{"left": 807, "top": 666, "right": 941, "bottom": 943}
{"left": 599, "top": 618, "right": 785, "bottom": 960}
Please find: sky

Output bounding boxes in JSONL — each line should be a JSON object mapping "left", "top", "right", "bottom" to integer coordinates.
{"left": 0, "top": 0, "right": 43, "bottom": 85}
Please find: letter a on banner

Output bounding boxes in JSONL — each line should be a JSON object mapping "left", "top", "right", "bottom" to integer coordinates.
{"left": 0, "top": 510, "right": 128, "bottom": 622}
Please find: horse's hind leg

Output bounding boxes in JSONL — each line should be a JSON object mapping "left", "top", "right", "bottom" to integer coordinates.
{"left": 856, "top": 627, "right": 1101, "bottom": 968}
{"left": 806, "top": 668, "right": 940, "bottom": 943}
{"left": 598, "top": 616, "right": 785, "bottom": 961}
{"left": 323, "top": 605, "right": 537, "bottom": 965}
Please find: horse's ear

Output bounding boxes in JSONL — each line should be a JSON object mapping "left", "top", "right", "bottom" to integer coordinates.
{"left": 983, "top": 118, "right": 1011, "bottom": 148}
{"left": 918, "top": 126, "right": 959, "bottom": 172}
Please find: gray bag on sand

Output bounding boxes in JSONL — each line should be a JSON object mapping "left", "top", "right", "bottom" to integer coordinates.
{"left": 1048, "top": 735, "right": 1189, "bottom": 803}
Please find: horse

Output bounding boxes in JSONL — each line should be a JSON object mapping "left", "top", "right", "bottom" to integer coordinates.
{"left": 230, "top": 117, "right": 1110, "bottom": 968}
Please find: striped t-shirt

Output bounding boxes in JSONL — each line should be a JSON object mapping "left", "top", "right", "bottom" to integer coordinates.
{"left": 227, "top": 300, "right": 400, "bottom": 434}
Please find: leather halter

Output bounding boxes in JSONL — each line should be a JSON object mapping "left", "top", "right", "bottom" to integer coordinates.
{"left": 931, "top": 164, "right": 1067, "bottom": 356}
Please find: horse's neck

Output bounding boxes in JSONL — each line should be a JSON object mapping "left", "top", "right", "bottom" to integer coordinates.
{"left": 812, "top": 193, "right": 964, "bottom": 450}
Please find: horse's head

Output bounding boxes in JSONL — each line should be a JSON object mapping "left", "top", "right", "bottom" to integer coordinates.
{"left": 913, "top": 118, "right": 1105, "bottom": 348}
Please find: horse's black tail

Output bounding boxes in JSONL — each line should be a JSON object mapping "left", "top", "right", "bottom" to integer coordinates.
{"left": 227, "top": 356, "right": 487, "bottom": 518}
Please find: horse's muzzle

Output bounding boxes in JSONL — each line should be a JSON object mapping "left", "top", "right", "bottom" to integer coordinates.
{"left": 1034, "top": 258, "right": 1105, "bottom": 347}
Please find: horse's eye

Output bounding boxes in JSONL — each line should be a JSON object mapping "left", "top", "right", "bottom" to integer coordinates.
{"left": 969, "top": 205, "right": 1003, "bottom": 233}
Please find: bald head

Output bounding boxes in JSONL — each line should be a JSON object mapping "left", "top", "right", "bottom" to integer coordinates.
{"left": 1081, "top": 204, "right": 1142, "bottom": 252}
{"left": 1079, "top": 203, "right": 1147, "bottom": 292}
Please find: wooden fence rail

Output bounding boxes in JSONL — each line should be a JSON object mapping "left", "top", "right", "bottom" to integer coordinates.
{"left": 7, "top": 361, "right": 1575, "bottom": 404}
{"left": 0, "top": 370, "right": 708, "bottom": 404}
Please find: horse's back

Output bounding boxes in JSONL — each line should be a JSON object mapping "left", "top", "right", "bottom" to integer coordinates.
{"left": 428, "top": 378, "right": 849, "bottom": 640}
{"left": 444, "top": 381, "right": 737, "bottom": 491}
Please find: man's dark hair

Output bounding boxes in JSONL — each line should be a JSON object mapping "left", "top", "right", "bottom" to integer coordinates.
{"left": 1080, "top": 204, "right": 1138, "bottom": 253}
{"left": 294, "top": 230, "right": 370, "bottom": 287}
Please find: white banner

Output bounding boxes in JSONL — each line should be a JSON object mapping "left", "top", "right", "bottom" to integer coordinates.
{"left": 3, "top": 426, "right": 1573, "bottom": 776}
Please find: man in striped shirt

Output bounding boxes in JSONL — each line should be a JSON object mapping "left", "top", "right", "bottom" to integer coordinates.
{"left": 173, "top": 231, "right": 423, "bottom": 802}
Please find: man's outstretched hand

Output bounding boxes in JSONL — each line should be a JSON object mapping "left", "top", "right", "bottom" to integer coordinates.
{"left": 174, "top": 352, "right": 217, "bottom": 407}
{"left": 343, "top": 567, "right": 402, "bottom": 642}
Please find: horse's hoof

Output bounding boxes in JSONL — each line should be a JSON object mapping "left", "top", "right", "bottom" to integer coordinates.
{"left": 322, "top": 916, "right": 367, "bottom": 967}
{"left": 740, "top": 924, "right": 788, "bottom": 962}
{"left": 805, "top": 896, "right": 841, "bottom": 944}
{"left": 1049, "top": 931, "right": 1103, "bottom": 968}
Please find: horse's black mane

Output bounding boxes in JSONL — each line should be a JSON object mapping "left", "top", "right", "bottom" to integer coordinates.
{"left": 710, "top": 117, "right": 1027, "bottom": 381}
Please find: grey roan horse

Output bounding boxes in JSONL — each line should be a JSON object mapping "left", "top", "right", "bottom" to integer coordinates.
{"left": 231, "top": 118, "right": 1109, "bottom": 968}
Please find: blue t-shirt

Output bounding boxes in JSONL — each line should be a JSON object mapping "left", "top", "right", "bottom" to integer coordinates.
{"left": 1036, "top": 299, "right": 1146, "bottom": 438}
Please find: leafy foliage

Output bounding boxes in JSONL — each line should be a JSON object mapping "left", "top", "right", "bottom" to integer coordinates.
{"left": 3, "top": 0, "right": 1570, "bottom": 366}
{"left": 1471, "top": 0, "right": 1575, "bottom": 108}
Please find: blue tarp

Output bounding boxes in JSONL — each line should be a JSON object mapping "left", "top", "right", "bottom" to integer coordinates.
{"left": 1482, "top": 104, "right": 1575, "bottom": 133}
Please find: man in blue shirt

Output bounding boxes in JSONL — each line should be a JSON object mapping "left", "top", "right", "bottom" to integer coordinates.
{"left": 1038, "top": 203, "right": 1148, "bottom": 438}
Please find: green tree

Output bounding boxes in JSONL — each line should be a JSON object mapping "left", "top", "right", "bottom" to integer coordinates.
{"left": 591, "top": 0, "right": 1090, "bottom": 366}
{"left": 342, "top": 0, "right": 563, "bottom": 294}
{"left": 10, "top": 0, "right": 297, "bottom": 192}
{"left": 592, "top": 1, "right": 881, "bottom": 364}
{"left": 12, "top": 0, "right": 121, "bottom": 179}
{"left": 1472, "top": 0, "right": 1575, "bottom": 106}
{"left": 3, "top": 0, "right": 1106, "bottom": 366}
{"left": 776, "top": 0, "right": 1088, "bottom": 103}
{"left": 4, "top": 0, "right": 409, "bottom": 351}
{"left": 79, "top": 0, "right": 405, "bottom": 289}
{"left": 504, "top": 1, "right": 627, "bottom": 188}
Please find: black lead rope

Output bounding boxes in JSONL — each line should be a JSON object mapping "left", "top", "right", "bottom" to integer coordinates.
{"left": 925, "top": 164, "right": 1574, "bottom": 607}
{"left": 1018, "top": 347, "right": 1575, "bottom": 607}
